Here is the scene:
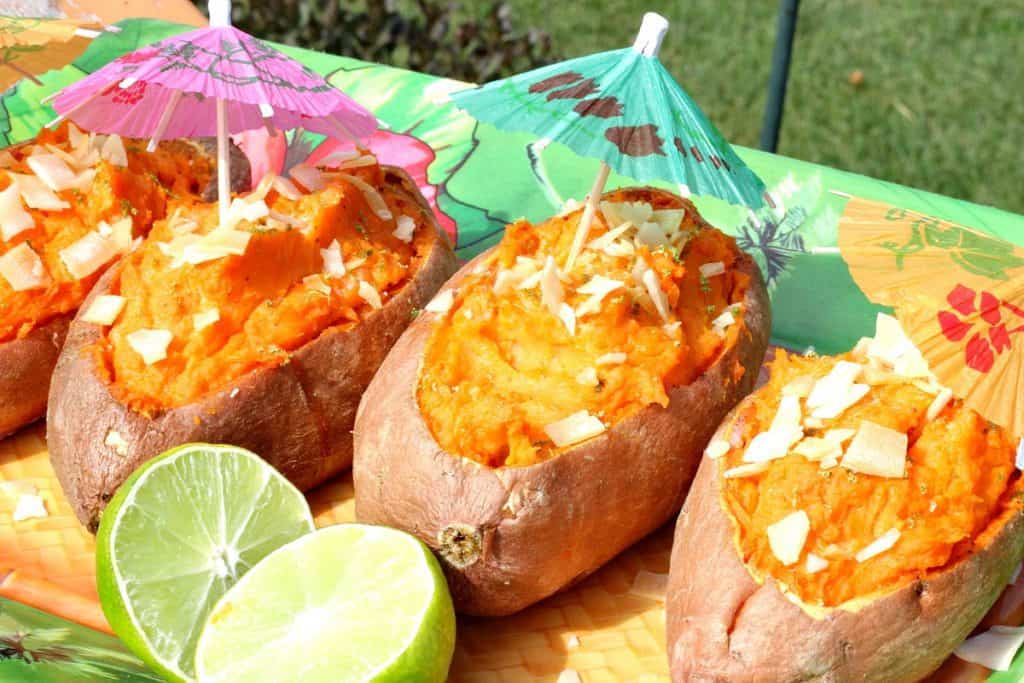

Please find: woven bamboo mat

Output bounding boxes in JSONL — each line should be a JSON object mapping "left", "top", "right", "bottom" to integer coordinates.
{"left": 0, "top": 422, "right": 673, "bottom": 681}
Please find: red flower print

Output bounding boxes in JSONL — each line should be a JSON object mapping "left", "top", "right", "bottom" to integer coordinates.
{"left": 112, "top": 81, "right": 147, "bottom": 105}
{"left": 947, "top": 283, "right": 975, "bottom": 316}
{"left": 938, "top": 311, "right": 971, "bottom": 341}
{"left": 938, "top": 284, "right": 1024, "bottom": 374}
{"left": 965, "top": 333, "right": 995, "bottom": 373}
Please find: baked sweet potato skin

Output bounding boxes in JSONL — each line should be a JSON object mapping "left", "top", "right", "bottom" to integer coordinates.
{"left": 0, "top": 316, "right": 69, "bottom": 439}
{"left": 666, "top": 400, "right": 1024, "bottom": 683}
{"left": 352, "top": 250, "right": 770, "bottom": 616}
{"left": 47, "top": 167, "right": 457, "bottom": 531}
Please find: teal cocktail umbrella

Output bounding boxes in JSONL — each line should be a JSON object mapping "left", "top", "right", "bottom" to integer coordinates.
{"left": 451, "top": 12, "right": 768, "bottom": 270}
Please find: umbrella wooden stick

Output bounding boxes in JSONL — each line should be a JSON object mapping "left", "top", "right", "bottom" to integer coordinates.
{"left": 211, "top": 0, "right": 232, "bottom": 226}
{"left": 216, "top": 96, "right": 231, "bottom": 227}
{"left": 563, "top": 12, "right": 670, "bottom": 272}
{"left": 564, "top": 161, "right": 610, "bottom": 271}
{"left": 147, "top": 89, "right": 182, "bottom": 152}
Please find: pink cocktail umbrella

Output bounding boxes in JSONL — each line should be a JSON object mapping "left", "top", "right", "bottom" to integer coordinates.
{"left": 48, "top": 0, "right": 377, "bottom": 224}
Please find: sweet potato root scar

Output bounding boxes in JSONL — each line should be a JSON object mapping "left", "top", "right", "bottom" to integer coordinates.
{"left": 438, "top": 523, "right": 483, "bottom": 569}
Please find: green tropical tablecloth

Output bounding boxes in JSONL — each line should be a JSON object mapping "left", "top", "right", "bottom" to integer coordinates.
{"left": 1, "top": 18, "right": 1022, "bottom": 681}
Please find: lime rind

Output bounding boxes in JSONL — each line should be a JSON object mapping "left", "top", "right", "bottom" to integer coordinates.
{"left": 97, "top": 444, "right": 315, "bottom": 683}
{"left": 195, "top": 524, "right": 456, "bottom": 683}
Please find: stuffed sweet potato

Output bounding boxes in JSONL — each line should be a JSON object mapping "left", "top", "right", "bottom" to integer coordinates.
{"left": 48, "top": 161, "right": 456, "bottom": 530}
{"left": 353, "top": 187, "right": 771, "bottom": 615}
{"left": 666, "top": 315, "right": 1024, "bottom": 682}
{"left": 0, "top": 123, "right": 247, "bottom": 437}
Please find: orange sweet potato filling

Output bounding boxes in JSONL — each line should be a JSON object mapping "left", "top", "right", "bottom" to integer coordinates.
{"left": 721, "top": 351, "right": 1021, "bottom": 607}
{"left": 418, "top": 188, "right": 749, "bottom": 468}
{"left": 0, "top": 125, "right": 215, "bottom": 342}
{"left": 96, "top": 164, "right": 430, "bottom": 414}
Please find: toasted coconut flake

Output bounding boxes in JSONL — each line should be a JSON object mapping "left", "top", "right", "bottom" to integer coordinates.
{"left": 587, "top": 222, "right": 634, "bottom": 253}
{"left": 662, "top": 321, "right": 682, "bottom": 335}
{"left": 10, "top": 172, "right": 69, "bottom": 211}
{"left": 27, "top": 153, "right": 78, "bottom": 192}
{"left": 926, "top": 388, "right": 954, "bottom": 421}
{"left": 793, "top": 437, "right": 842, "bottom": 463}
{"left": 711, "top": 309, "right": 736, "bottom": 336}
{"left": 811, "top": 383, "right": 870, "bottom": 420}
{"left": 126, "top": 329, "right": 173, "bottom": 365}
{"left": 823, "top": 428, "right": 856, "bottom": 444}
{"left": 855, "top": 528, "right": 900, "bottom": 562}
{"left": 635, "top": 220, "right": 669, "bottom": 248}
{"left": 641, "top": 268, "right": 671, "bottom": 322}
{"left": 557, "top": 670, "right": 582, "bottom": 683}
{"left": 596, "top": 352, "right": 627, "bottom": 366}
{"left": 804, "top": 417, "right": 825, "bottom": 430}
{"left": 81, "top": 295, "right": 126, "bottom": 325}
{"left": 266, "top": 210, "right": 307, "bottom": 232}
{"left": 699, "top": 261, "right": 726, "bottom": 278}
{"left": 59, "top": 231, "right": 119, "bottom": 280}
{"left": 357, "top": 280, "right": 382, "bottom": 309}
{"left": 393, "top": 215, "right": 416, "bottom": 243}
{"left": 104, "top": 429, "right": 129, "bottom": 456}
{"left": 806, "top": 361, "right": 862, "bottom": 409}
{"left": 743, "top": 430, "right": 795, "bottom": 464}
{"left": 601, "top": 200, "right": 652, "bottom": 231}
{"left": 650, "top": 208, "right": 685, "bottom": 235}
{"left": 1016, "top": 438, "right": 1024, "bottom": 471}
{"left": 100, "top": 134, "right": 128, "bottom": 166}
{"left": 13, "top": 493, "right": 47, "bottom": 522}
{"left": 557, "top": 303, "right": 576, "bottom": 336}
{"left": 181, "top": 229, "right": 251, "bottom": 265}
{"left": 575, "top": 275, "right": 624, "bottom": 317}
{"left": 272, "top": 175, "right": 303, "bottom": 200}
{"left": 565, "top": 634, "right": 581, "bottom": 649}
{"left": 805, "top": 553, "right": 829, "bottom": 574}
{"left": 288, "top": 163, "right": 324, "bottom": 192}
{"left": 303, "top": 274, "right": 332, "bottom": 296}
{"left": 0, "top": 184, "right": 34, "bottom": 241}
{"left": 705, "top": 439, "right": 731, "bottom": 460}
{"left": 841, "top": 420, "right": 907, "bottom": 478}
{"left": 557, "top": 197, "right": 582, "bottom": 217}
{"left": 0, "top": 242, "right": 49, "bottom": 291}
{"left": 781, "top": 375, "right": 815, "bottom": 397}
{"left": 723, "top": 462, "right": 769, "bottom": 479}
{"left": 954, "top": 625, "right": 1024, "bottom": 671}
{"left": 544, "top": 410, "right": 605, "bottom": 448}
{"left": 540, "top": 255, "right": 564, "bottom": 316}
{"left": 629, "top": 570, "right": 668, "bottom": 600}
{"left": 767, "top": 510, "right": 810, "bottom": 566}
{"left": 193, "top": 308, "right": 220, "bottom": 331}
{"left": 320, "top": 239, "right": 345, "bottom": 278}
{"left": 339, "top": 173, "right": 393, "bottom": 221}
{"left": 425, "top": 289, "right": 454, "bottom": 314}
{"left": 575, "top": 367, "right": 598, "bottom": 386}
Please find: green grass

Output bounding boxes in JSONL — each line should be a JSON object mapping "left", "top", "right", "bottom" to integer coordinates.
{"left": 501, "top": 0, "right": 1024, "bottom": 214}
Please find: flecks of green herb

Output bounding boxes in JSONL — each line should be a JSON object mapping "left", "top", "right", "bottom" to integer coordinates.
{"left": 819, "top": 469, "right": 832, "bottom": 478}
{"left": 699, "top": 273, "right": 711, "bottom": 294}
{"left": 846, "top": 472, "right": 858, "bottom": 483}
{"left": 363, "top": 248, "right": 373, "bottom": 258}
{"left": 410, "top": 307, "right": 421, "bottom": 320}
{"left": 356, "top": 223, "right": 368, "bottom": 237}
{"left": 120, "top": 198, "right": 138, "bottom": 216}
{"left": 706, "top": 304, "right": 716, "bottom": 314}
{"left": 918, "top": 483, "right": 927, "bottom": 495}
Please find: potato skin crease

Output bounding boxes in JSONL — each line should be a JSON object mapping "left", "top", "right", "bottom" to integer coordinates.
{"left": 666, "top": 399, "right": 1024, "bottom": 683}
{"left": 47, "top": 167, "right": 457, "bottom": 532}
{"left": 353, "top": 245, "right": 770, "bottom": 616}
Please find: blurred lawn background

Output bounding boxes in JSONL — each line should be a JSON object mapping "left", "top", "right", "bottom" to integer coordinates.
{"left": 224, "top": 1, "right": 1024, "bottom": 214}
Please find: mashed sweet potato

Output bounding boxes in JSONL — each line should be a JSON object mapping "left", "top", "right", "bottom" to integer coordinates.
{"left": 0, "top": 125, "right": 216, "bottom": 342}
{"left": 418, "top": 188, "right": 750, "bottom": 468}
{"left": 96, "top": 163, "right": 431, "bottom": 414}
{"left": 720, "top": 348, "right": 1021, "bottom": 608}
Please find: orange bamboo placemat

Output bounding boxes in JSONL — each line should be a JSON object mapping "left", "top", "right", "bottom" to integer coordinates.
{"left": 0, "top": 414, "right": 1017, "bottom": 682}
{"left": 0, "top": 421, "right": 671, "bottom": 681}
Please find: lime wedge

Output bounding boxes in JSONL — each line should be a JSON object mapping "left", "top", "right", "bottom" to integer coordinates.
{"left": 195, "top": 524, "right": 456, "bottom": 683}
{"left": 96, "top": 444, "right": 315, "bottom": 683}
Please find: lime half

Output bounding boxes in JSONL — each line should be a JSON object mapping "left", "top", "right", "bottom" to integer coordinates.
{"left": 96, "top": 444, "right": 315, "bottom": 683}
{"left": 195, "top": 524, "right": 456, "bottom": 683}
